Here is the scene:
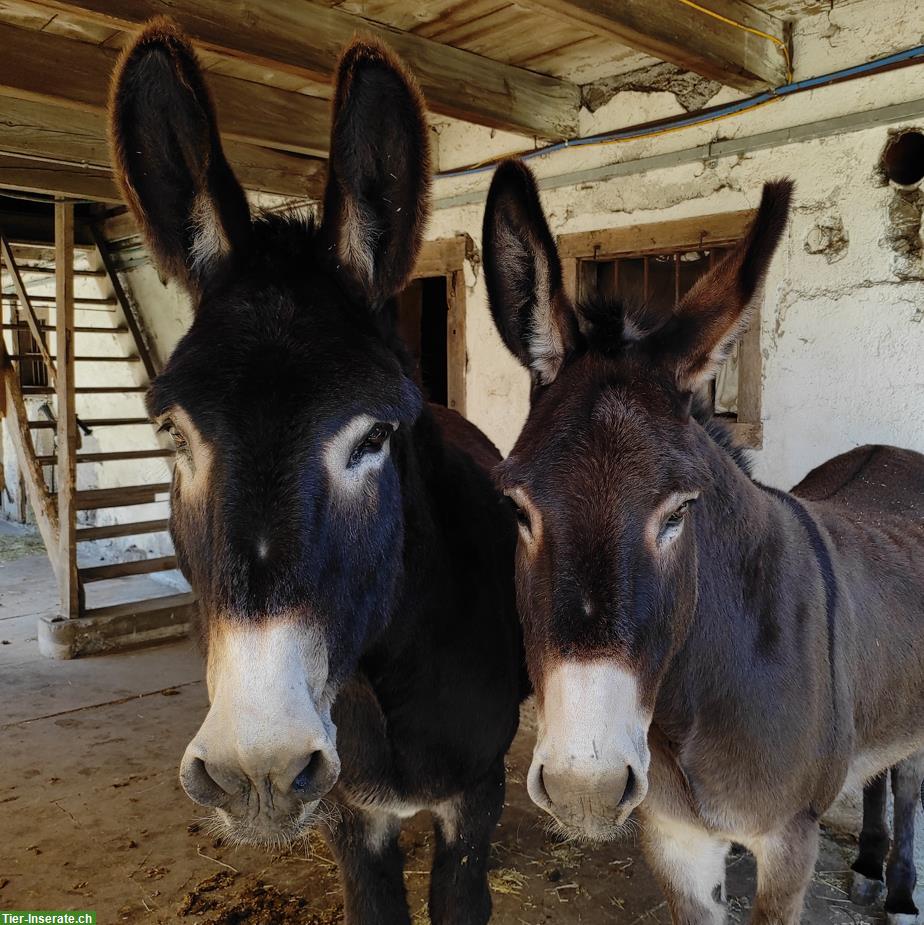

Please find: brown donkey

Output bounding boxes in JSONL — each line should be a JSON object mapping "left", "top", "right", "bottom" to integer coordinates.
{"left": 481, "top": 159, "right": 924, "bottom": 924}
{"left": 109, "top": 21, "right": 523, "bottom": 924}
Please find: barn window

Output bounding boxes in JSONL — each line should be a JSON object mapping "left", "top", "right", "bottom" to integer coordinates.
{"left": 394, "top": 236, "right": 468, "bottom": 414}
{"left": 557, "top": 210, "right": 763, "bottom": 448}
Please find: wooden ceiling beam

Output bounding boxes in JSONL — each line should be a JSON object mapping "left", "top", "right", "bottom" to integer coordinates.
{"left": 34, "top": 0, "right": 580, "bottom": 139}
{"left": 0, "top": 155, "right": 119, "bottom": 202}
{"left": 519, "top": 0, "right": 790, "bottom": 91}
{"left": 0, "top": 21, "right": 329, "bottom": 157}
{"left": 0, "top": 96, "right": 327, "bottom": 201}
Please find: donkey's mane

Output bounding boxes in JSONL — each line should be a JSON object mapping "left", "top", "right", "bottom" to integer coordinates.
{"left": 250, "top": 210, "right": 321, "bottom": 259}
{"left": 576, "top": 292, "right": 753, "bottom": 477}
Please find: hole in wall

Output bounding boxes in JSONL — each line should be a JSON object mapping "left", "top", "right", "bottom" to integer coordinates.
{"left": 881, "top": 130, "right": 924, "bottom": 187}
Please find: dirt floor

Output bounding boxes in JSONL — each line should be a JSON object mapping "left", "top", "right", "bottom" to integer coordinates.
{"left": 1, "top": 528, "right": 919, "bottom": 924}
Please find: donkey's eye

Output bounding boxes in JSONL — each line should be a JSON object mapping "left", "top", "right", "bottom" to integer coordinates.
{"left": 658, "top": 497, "right": 697, "bottom": 547}
{"left": 158, "top": 419, "right": 188, "bottom": 452}
{"left": 665, "top": 500, "right": 692, "bottom": 528}
{"left": 349, "top": 422, "right": 395, "bottom": 466}
{"left": 503, "top": 493, "right": 532, "bottom": 535}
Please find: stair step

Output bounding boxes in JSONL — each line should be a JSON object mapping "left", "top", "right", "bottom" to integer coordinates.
{"left": 3, "top": 265, "right": 105, "bottom": 278}
{"left": 12, "top": 353, "right": 140, "bottom": 362}
{"left": 80, "top": 556, "right": 178, "bottom": 583}
{"left": 0, "top": 293, "right": 116, "bottom": 306}
{"left": 37, "top": 449, "right": 172, "bottom": 465}
{"left": 38, "top": 592, "right": 196, "bottom": 658}
{"left": 77, "top": 518, "right": 169, "bottom": 541}
{"left": 30, "top": 417, "right": 152, "bottom": 430}
{"left": 23, "top": 386, "right": 148, "bottom": 394}
{"left": 2, "top": 323, "right": 128, "bottom": 334}
{"left": 81, "top": 591, "right": 196, "bottom": 623}
{"left": 75, "top": 483, "right": 171, "bottom": 510}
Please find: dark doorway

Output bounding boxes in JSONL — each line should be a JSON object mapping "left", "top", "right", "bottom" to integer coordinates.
{"left": 395, "top": 276, "right": 448, "bottom": 406}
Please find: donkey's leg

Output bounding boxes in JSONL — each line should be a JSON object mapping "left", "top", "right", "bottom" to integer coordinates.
{"left": 641, "top": 813, "right": 730, "bottom": 925}
{"left": 851, "top": 772, "right": 890, "bottom": 904}
{"left": 326, "top": 807, "right": 411, "bottom": 925}
{"left": 884, "top": 751, "right": 924, "bottom": 924}
{"left": 750, "top": 812, "right": 819, "bottom": 925}
{"left": 428, "top": 759, "right": 506, "bottom": 925}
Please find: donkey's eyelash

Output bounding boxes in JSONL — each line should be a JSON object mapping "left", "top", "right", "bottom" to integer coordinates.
{"left": 157, "top": 419, "right": 174, "bottom": 434}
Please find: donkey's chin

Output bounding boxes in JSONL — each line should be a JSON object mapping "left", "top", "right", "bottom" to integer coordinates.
{"left": 542, "top": 809, "right": 641, "bottom": 846}
{"left": 209, "top": 801, "right": 325, "bottom": 850}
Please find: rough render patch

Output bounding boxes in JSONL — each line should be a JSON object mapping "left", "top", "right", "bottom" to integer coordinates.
{"left": 882, "top": 188, "right": 924, "bottom": 280}
{"left": 804, "top": 213, "right": 850, "bottom": 263}
{"left": 581, "top": 63, "right": 723, "bottom": 115}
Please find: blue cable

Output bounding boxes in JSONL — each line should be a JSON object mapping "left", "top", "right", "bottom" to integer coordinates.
{"left": 435, "top": 44, "right": 924, "bottom": 180}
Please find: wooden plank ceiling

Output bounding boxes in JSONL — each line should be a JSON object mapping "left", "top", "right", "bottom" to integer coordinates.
{"left": 0, "top": 0, "right": 793, "bottom": 205}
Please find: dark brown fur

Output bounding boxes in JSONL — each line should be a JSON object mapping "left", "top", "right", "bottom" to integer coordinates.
{"left": 482, "top": 158, "right": 924, "bottom": 925}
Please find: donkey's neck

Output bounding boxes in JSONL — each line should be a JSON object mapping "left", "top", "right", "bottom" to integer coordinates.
{"left": 657, "top": 426, "right": 843, "bottom": 744}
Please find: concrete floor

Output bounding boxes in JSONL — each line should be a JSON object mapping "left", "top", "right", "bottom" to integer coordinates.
{"left": 0, "top": 525, "right": 917, "bottom": 924}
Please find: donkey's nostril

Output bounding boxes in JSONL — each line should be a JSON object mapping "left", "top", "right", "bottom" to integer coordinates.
{"left": 180, "top": 756, "right": 231, "bottom": 808}
{"left": 292, "top": 752, "right": 322, "bottom": 793}
{"left": 618, "top": 765, "right": 637, "bottom": 808}
{"left": 290, "top": 748, "right": 340, "bottom": 802}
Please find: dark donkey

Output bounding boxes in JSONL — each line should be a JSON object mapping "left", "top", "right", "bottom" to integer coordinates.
{"left": 481, "top": 159, "right": 924, "bottom": 925}
{"left": 109, "top": 21, "right": 522, "bottom": 924}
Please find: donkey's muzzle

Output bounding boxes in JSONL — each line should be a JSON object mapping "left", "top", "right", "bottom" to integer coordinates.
{"left": 182, "top": 620, "right": 340, "bottom": 842}
{"left": 180, "top": 729, "right": 341, "bottom": 839}
{"left": 180, "top": 740, "right": 340, "bottom": 808}
{"left": 527, "top": 658, "right": 651, "bottom": 839}
{"left": 527, "top": 754, "right": 646, "bottom": 839}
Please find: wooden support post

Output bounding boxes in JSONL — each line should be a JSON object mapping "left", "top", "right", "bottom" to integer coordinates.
{"left": 55, "top": 201, "right": 80, "bottom": 619}
{"left": 446, "top": 270, "right": 466, "bottom": 416}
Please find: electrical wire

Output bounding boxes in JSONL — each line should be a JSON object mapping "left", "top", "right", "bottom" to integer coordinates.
{"left": 434, "top": 43, "right": 924, "bottom": 180}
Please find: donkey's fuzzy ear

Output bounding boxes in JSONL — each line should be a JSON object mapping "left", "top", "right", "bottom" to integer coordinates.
{"left": 656, "top": 179, "right": 793, "bottom": 393}
{"left": 482, "top": 160, "right": 577, "bottom": 386}
{"left": 109, "top": 17, "right": 250, "bottom": 293}
{"left": 322, "top": 39, "right": 431, "bottom": 308}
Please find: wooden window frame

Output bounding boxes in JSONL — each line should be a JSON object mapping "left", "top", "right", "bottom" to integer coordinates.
{"left": 557, "top": 210, "right": 763, "bottom": 450}
{"left": 410, "top": 235, "right": 469, "bottom": 417}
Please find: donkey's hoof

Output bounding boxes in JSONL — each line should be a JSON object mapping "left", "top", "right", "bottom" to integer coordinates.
{"left": 885, "top": 914, "right": 919, "bottom": 925}
{"left": 850, "top": 872, "right": 885, "bottom": 905}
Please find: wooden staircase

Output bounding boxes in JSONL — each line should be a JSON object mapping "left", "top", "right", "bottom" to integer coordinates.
{"left": 0, "top": 201, "right": 196, "bottom": 658}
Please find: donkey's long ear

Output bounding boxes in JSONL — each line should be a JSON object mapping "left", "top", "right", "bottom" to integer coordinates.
{"left": 322, "top": 40, "right": 430, "bottom": 308}
{"left": 483, "top": 160, "right": 578, "bottom": 386}
{"left": 109, "top": 17, "right": 250, "bottom": 292}
{"left": 656, "top": 180, "right": 793, "bottom": 393}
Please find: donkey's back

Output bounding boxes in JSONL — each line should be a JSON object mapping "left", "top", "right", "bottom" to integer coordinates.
{"left": 793, "top": 444, "right": 924, "bottom": 522}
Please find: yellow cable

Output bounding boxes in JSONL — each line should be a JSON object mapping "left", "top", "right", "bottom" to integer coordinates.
{"left": 673, "top": 0, "right": 793, "bottom": 82}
